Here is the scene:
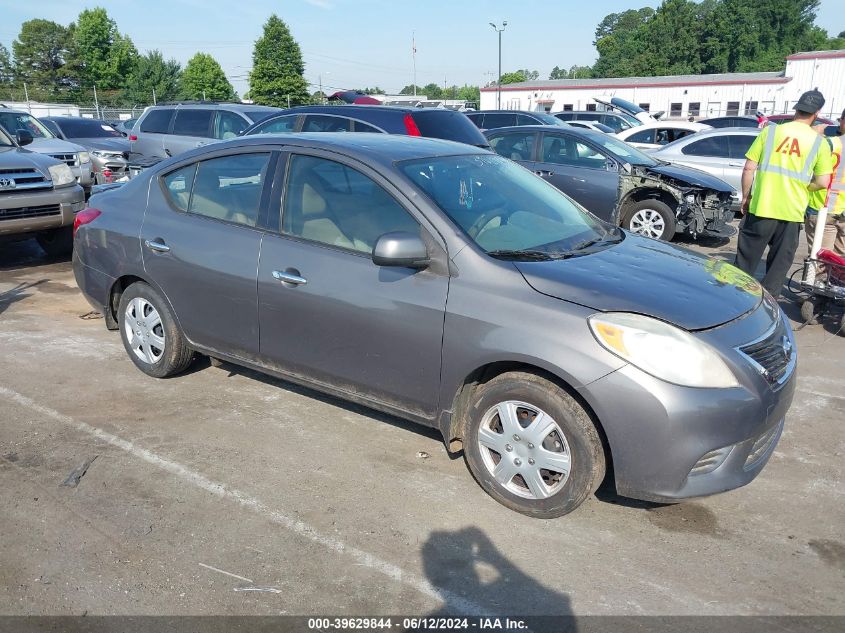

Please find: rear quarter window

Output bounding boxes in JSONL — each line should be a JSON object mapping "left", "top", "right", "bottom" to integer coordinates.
{"left": 172, "top": 109, "right": 213, "bottom": 137}
{"left": 411, "top": 111, "right": 489, "bottom": 146}
{"left": 140, "top": 109, "right": 174, "bottom": 134}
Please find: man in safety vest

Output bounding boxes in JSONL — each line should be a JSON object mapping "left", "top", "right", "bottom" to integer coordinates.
{"left": 735, "top": 90, "right": 834, "bottom": 297}
{"left": 806, "top": 108, "right": 845, "bottom": 256}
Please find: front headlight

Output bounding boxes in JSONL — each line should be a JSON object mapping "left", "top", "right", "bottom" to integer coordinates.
{"left": 78, "top": 151, "right": 91, "bottom": 164}
{"left": 589, "top": 312, "right": 739, "bottom": 388}
{"left": 91, "top": 149, "right": 108, "bottom": 158}
{"left": 48, "top": 163, "right": 75, "bottom": 187}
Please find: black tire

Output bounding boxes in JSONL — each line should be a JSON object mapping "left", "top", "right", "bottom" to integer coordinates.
{"left": 462, "top": 371, "right": 606, "bottom": 519}
{"left": 117, "top": 282, "right": 193, "bottom": 378}
{"left": 623, "top": 200, "right": 676, "bottom": 242}
{"left": 800, "top": 299, "right": 817, "bottom": 324}
{"left": 36, "top": 226, "right": 73, "bottom": 257}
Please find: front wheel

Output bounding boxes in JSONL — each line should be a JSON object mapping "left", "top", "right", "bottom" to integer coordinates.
{"left": 623, "top": 200, "right": 676, "bottom": 241}
{"left": 462, "top": 371, "right": 606, "bottom": 518}
{"left": 118, "top": 282, "right": 194, "bottom": 378}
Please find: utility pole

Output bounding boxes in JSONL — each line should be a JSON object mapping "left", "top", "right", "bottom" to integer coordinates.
{"left": 489, "top": 22, "right": 507, "bottom": 109}
{"left": 412, "top": 32, "right": 417, "bottom": 96}
{"left": 202, "top": 89, "right": 207, "bottom": 101}
{"left": 287, "top": 95, "right": 291, "bottom": 108}
{"left": 152, "top": 87, "right": 157, "bottom": 105}
{"left": 93, "top": 84, "right": 100, "bottom": 119}
{"left": 24, "top": 83, "right": 31, "bottom": 114}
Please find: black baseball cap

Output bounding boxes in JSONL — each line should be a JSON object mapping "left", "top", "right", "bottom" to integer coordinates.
{"left": 794, "top": 89, "right": 825, "bottom": 114}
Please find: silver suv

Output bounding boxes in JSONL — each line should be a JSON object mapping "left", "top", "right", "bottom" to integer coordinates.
{"left": 0, "top": 107, "right": 95, "bottom": 195}
{"left": 0, "top": 126, "right": 85, "bottom": 256}
{"left": 130, "top": 102, "right": 280, "bottom": 159}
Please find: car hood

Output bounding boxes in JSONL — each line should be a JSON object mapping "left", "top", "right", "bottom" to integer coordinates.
{"left": 26, "top": 137, "right": 86, "bottom": 154}
{"left": 73, "top": 137, "right": 130, "bottom": 152}
{"left": 640, "top": 162, "right": 734, "bottom": 193}
{"left": 0, "top": 145, "right": 56, "bottom": 173}
{"left": 515, "top": 234, "right": 762, "bottom": 331}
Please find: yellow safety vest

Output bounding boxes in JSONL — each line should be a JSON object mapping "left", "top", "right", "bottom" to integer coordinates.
{"left": 826, "top": 135, "right": 845, "bottom": 216}
{"left": 748, "top": 122, "right": 829, "bottom": 223}
{"left": 808, "top": 135, "right": 842, "bottom": 213}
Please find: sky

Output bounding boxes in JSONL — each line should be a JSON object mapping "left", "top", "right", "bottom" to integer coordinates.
{"left": 2, "top": 0, "right": 843, "bottom": 98}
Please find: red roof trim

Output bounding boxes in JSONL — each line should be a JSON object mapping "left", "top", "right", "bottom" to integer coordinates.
{"left": 480, "top": 77, "right": 791, "bottom": 93}
{"left": 786, "top": 50, "right": 845, "bottom": 61}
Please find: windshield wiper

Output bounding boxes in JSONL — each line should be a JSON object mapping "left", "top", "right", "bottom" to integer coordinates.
{"left": 487, "top": 249, "right": 555, "bottom": 261}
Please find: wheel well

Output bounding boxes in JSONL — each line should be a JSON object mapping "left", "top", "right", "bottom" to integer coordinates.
{"left": 621, "top": 188, "right": 677, "bottom": 216}
{"left": 446, "top": 362, "right": 613, "bottom": 476}
{"left": 106, "top": 275, "right": 146, "bottom": 330}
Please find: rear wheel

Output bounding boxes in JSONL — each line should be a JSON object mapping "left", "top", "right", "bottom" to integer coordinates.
{"left": 36, "top": 227, "right": 73, "bottom": 257}
{"left": 801, "top": 299, "right": 818, "bottom": 324}
{"left": 462, "top": 371, "right": 605, "bottom": 518}
{"left": 623, "top": 200, "right": 676, "bottom": 241}
{"left": 118, "top": 282, "right": 193, "bottom": 378}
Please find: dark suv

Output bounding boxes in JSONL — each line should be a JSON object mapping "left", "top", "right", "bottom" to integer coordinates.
{"left": 553, "top": 111, "right": 640, "bottom": 134}
{"left": 242, "top": 105, "right": 490, "bottom": 148}
{"left": 464, "top": 110, "right": 568, "bottom": 131}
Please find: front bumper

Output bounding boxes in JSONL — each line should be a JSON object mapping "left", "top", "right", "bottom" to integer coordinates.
{"left": 0, "top": 185, "right": 85, "bottom": 237}
{"left": 91, "top": 155, "right": 129, "bottom": 183}
{"left": 71, "top": 164, "right": 95, "bottom": 190}
{"left": 582, "top": 299, "right": 796, "bottom": 502}
{"left": 679, "top": 200, "right": 736, "bottom": 238}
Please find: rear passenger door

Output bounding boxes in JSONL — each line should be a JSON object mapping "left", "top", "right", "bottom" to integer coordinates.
{"left": 136, "top": 108, "right": 175, "bottom": 158}
{"left": 141, "top": 149, "right": 277, "bottom": 359}
{"left": 257, "top": 151, "right": 449, "bottom": 417}
{"left": 164, "top": 109, "right": 214, "bottom": 157}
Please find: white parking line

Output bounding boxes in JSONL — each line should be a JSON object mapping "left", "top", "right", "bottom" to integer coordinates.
{"left": 0, "top": 386, "right": 486, "bottom": 616}
{"left": 198, "top": 563, "right": 254, "bottom": 584}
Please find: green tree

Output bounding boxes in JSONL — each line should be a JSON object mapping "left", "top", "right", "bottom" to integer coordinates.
{"left": 180, "top": 52, "right": 236, "bottom": 101}
{"left": 456, "top": 84, "right": 480, "bottom": 104}
{"left": 399, "top": 84, "right": 423, "bottom": 95}
{"left": 592, "top": 8, "right": 654, "bottom": 77}
{"left": 12, "top": 19, "right": 77, "bottom": 97}
{"left": 0, "top": 44, "right": 13, "bottom": 84}
{"left": 516, "top": 69, "right": 540, "bottom": 81}
{"left": 126, "top": 50, "right": 181, "bottom": 105}
{"left": 248, "top": 14, "right": 308, "bottom": 108}
{"left": 422, "top": 82, "right": 443, "bottom": 99}
{"left": 71, "top": 8, "right": 137, "bottom": 90}
{"left": 499, "top": 70, "right": 527, "bottom": 85}
{"left": 549, "top": 66, "right": 567, "bottom": 80}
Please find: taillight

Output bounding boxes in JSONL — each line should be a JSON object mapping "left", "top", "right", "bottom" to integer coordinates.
{"left": 73, "top": 208, "right": 101, "bottom": 238}
{"left": 403, "top": 113, "right": 421, "bottom": 137}
{"left": 129, "top": 134, "right": 137, "bottom": 141}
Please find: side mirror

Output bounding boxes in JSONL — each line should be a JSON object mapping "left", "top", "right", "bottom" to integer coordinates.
{"left": 372, "top": 231, "right": 430, "bottom": 269}
{"left": 16, "top": 129, "right": 34, "bottom": 147}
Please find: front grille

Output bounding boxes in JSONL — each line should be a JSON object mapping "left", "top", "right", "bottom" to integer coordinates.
{"left": 0, "top": 168, "right": 50, "bottom": 191}
{"left": 690, "top": 446, "right": 732, "bottom": 476}
{"left": 744, "top": 419, "right": 783, "bottom": 471}
{"left": 49, "top": 153, "right": 79, "bottom": 167}
{"left": 737, "top": 323, "right": 795, "bottom": 388}
{"left": 0, "top": 203, "right": 61, "bottom": 221}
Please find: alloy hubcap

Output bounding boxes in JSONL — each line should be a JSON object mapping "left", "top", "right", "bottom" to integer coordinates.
{"left": 124, "top": 297, "right": 165, "bottom": 364}
{"left": 630, "top": 208, "right": 666, "bottom": 239}
{"left": 477, "top": 400, "right": 571, "bottom": 500}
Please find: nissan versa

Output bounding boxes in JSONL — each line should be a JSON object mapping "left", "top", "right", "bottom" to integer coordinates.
{"left": 72, "top": 134, "right": 796, "bottom": 518}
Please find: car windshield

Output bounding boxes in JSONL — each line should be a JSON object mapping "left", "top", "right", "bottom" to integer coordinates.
{"left": 591, "top": 134, "right": 658, "bottom": 166}
{"left": 0, "top": 112, "right": 54, "bottom": 139}
{"left": 400, "top": 153, "right": 616, "bottom": 258}
{"left": 617, "top": 112, "right": 641, "bottom": 127}
{"left": 59, "top": 119, "right": 123, "bottom": 138}
{"left": 533, "top": 112, "right": 569, "bottom": 127}
{"left": 0, "top": 126, "right": 13, "bottom": 146}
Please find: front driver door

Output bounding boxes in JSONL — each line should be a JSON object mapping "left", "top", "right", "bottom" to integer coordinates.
{"left": 257, "top": 152, "right": 449, "bottom": 417}
{"left": 533, "top": 132, "right": 620, "bottom": 222}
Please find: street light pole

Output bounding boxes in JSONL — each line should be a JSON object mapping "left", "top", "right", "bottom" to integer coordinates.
{"left": 489, "top": 22, "right": 507, "bottom": 109}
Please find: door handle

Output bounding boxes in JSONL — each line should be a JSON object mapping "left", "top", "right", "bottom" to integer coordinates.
{"left": 273, "top": 270, "right": 307, "bottom": 286}
{"left": 572, "top": 177, "right": 587, "bottom": 182}
{"left": 534, "top": 170, "right": 553, "bottom": 177}
{"left": 728, "top": 162, "right": 743, "bottom": 167}
{"left": 144, "top": 239, "right": 170, "bottom": 253}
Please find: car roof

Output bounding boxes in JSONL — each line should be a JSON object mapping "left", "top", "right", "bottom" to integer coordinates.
{"left": 157, "top": 132, "right": 490, "bottom": 168}
{"left": 552, "top": 111, "right": 628, "bottom": 117}
{"left": 263, "top": 104, "right": 456, "bottom": 116}
{"left": 701, "top": 115, "right": 757, "bottom": 121}
{"left": 145, "top": 102, "right": 278, "bottom": 112}
{"left": 482, "top": 124, "right": 603, "bottom": 140}
{"left": 44, "top": 116, "right": 109, "bottom": 123}
{"left": 470, "top": 110, "right": 547, "bottom": 114}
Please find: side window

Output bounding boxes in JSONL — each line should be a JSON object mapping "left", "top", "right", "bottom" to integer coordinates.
{"left": 490, "top": 132, "right": 536, "bottom": 161}
{"left": 627, "top": 129, "right": 655, "bottom": 144}
{"left": 602, "top": 116, "right": 625, "bottom": 133}
{"left": 482, "top": 113, "right": 516, "bottom": 129}
{"left": 542, "top": 135, "right": 607, "bottom": 168}
{"left": 516, "top": 113, "right": 539, "bottom": 126}
{"left": 43, "top": 120, "right": 62, "bottom": 136}
{"left": 682, "top": 136, "right": 730, "bottom": 157}
{"left": 729, "top": 135, "right": 757, "bottom": 159}
{"left": 302, "top": 115, "right": 353, "bottom": 133}
{"left": 214, "top": 111, "right": 250, "bottom": 139}
{"left": 162, "top": 163, "right": 198, "bottom": 212}
{"left": 255, "top": 115, "right": 298, "bottom": 134}
{"left": 352, "top": 120, "right": 383, "bottom": 133}
{"left": 188, "top": 153, "right": 271, "bottom": 226}
{"left": 465, "top": 113, "right": 484, "bottom": 128}
{"left": 172, "top": 109, "right": 213, "bottom": 137}
{"left": 282, "top": 155, "right": 419, "bottom": 254}
{"left": 140, "top": 109, "right": 174, "bottom": 134}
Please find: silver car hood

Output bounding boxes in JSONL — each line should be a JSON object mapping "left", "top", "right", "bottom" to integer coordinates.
{"left": 26, "top": 137, "right": 86, "bottom": 154}
{"left": 0, "top": 145, "right": 55, "bottom": 174}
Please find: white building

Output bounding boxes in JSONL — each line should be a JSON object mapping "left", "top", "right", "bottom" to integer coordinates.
{"left": 480, "top": 50, "right": 845, "bottom": 119}
{"left": 0, "top": 101, "right": 80, "bottom": 117}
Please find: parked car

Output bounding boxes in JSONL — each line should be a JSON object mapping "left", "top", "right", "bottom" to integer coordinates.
{"left": 464, "top": 110, "right": 569, "bottom": 131}
{"left": 651, "top": 128, "right": 761, "bottom": 207}
{"left": 593, "top": 96, "right": 661, "bottom": 123}
{"left": 553, "top": 110, "right": 640, "bottom": 134}
{"left": 699, "top": 115, "right": 760, "bottom": 128}
{"left": 73, "top": 133, "right": 794, "bottom": 518}
{"left": 0, "top": 124, "right": 85, "bottom": 256}
{"left": 112, "top": 118, "right": 138, "bottom": 136}
{"left": 0, "top": 107, "right": 94, "bottom": 195}
{"left": 563, "top": 120, "right": 615, "bottom": 134}
{"left": 42, "top": 116, "right": 131, "bottom": 183}
{"left": 615, "top": 121, "right": 712, "bottom": 150}
{"left": 242, "top": 105, "right": 490, "bottom": 148}
{"left": 484, "top": 125, "right": 735, "bottom": 241}
{"left": 765, "top": 114, "right": 835, "bottom": 126}
{"left": 130, "top": 102, "right": 281, "bottom": 159}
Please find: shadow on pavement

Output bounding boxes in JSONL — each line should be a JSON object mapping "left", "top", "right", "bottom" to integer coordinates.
{"left": 0, "top": 279, "right": 47, "bottom": 316}
{"left": 0, "top": 238, "right": 70, "bottom": 272}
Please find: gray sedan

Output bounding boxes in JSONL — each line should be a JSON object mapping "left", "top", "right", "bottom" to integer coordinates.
{"left": 42, "top": 116, "right": 130, "bottom": 183}
{"left": 73, "top": 133, "right": 795, "bottom": 518}
{"left": 651, "top": 127, "right": 761, "bottom": 206}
